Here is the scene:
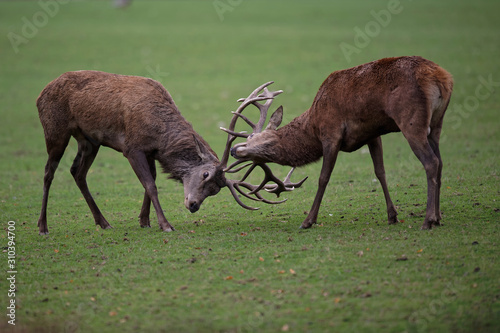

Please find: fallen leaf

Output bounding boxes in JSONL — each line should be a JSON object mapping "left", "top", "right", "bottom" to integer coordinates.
{"left": 225, "top": 276, "right": 233, "bottom": 280}
{"left": 281, "top": 324, "right": 289, "bottom": 331}
{"left": 417, "top": 249, "right": 423, "bottom": 253}
{"left": 90, "top": 297, "right": 96, "bottom": 302}
{"left": 240, "top": 232, "right": 247, "bottom": 236}
{"left": 357, "top": 251, "right": 364, "bottom": 257}
{"left": 109, "top": 311, "right": 118, "bottom": 316}
{"left": 334, "top": 297, "right": 341, "bottom": 304}
{"left": 278, "top": 270, "right": 285, "bottom": 274}
{"left": 54, "top": 249, "right": 59, "bottom": 253}
{"left": 259, "top": 257, "right": 264, "bottom": 261}
{"left": 289, "top": 269, "right": 296, "bottom": 275}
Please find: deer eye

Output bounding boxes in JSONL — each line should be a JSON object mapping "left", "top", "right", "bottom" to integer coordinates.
{"left": 203, "top": 172, "right": 209, "bottom": 179}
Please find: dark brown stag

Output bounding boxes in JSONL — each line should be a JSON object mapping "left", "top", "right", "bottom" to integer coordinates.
{"left": 36, "top": 71, "right": 303, "bottom": 234}
{"left": 230, "top": 56, "right": 453, "bottom": 230}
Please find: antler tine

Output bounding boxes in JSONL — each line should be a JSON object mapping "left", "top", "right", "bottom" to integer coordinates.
{"left": 249, "top": 164, "right": 308, "bottom": 198}
{"left": 235, "top": 182, "right": 287, "bottom": 205}
{"left": 248, "top": 87, "right": 284, "bottom": 133}
{"left": 230, "top": 111, "right": 255, "bottom": 130}
{"left": 220, "top": 127, "right": 249, "bottom": 138}
{"left": 265, "top": 167, "right": 308, "bottom": 195}
{"left": 225, "top": 180, "right": 260, "bottom": 210}
{"left": 224, "top": 160, "right": 253, "bottom": 173}
{"left": 226, "top": 178, "right": 288, "bottom": 211}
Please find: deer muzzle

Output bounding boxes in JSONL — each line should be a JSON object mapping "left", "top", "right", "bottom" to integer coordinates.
{"left": 230, "top": 144, "right": 247, "bottom": 159}
{"left": 185, "top": 197, "right": 200, "bottom": 213}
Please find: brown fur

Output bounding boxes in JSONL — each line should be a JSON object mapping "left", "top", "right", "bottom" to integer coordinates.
{"left": 232, "top": 56, "right": 453, "bottom": 230}
{"left": 37, "top": 71, "right": 226, "bottom": 234}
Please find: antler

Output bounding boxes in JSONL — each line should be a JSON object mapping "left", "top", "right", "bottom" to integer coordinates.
{"left": 220, "top": 81, "right": 282, "bottom": 167}
{"left": 220, "top": 82, "right": 307, "bottom": 210}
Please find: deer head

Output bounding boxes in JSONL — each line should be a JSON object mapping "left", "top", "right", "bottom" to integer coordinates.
{"left": 181, "top": 135, "right": 226, "bottom": 213}
{"left": 220, "top": 82, "right": 307, "bottom": 210}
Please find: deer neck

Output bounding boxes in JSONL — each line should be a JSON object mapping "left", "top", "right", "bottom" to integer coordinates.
{"left": 155, "top": 133, "right": 217, "bottom": 182}
{"left": 272, "top": 111, "right": 323, "bottom": 167}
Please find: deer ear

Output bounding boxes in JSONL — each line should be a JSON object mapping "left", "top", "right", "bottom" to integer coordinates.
{"left": 193, "top": 135, "right": 217, "bottom": 162}
{"left": 265, "top": 105, "right": 283, "bottom": 131}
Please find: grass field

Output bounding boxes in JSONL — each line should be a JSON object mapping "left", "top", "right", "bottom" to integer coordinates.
{"left": 1, "top": 0, "right": 499, "bottom": 332}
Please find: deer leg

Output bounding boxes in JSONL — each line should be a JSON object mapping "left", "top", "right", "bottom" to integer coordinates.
{"left": 70, "top": 139, "right": 111, "bottom": 230}
{"left": 301, "top": 144, "right": 340, "bottom": 229}
{"left": 38, "top": 137, "right": 70, "bottom": 235}
{"left": 428, "top": 126, "right": 443, "bottom": 226}
{"left": 405, "top": 135, "right": 441, "bottom": 230}
{"left": 138, "top": 156, "right": 156, "bottom": 228}
{"left": 367, "top": 137, "right": 398, "bottom": 225}
{"left": 126, "top": 150, "right": 174, "bottom": 232}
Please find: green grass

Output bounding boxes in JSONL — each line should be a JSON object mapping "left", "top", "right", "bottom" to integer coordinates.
{"left": 1, "top": 0, "right": 499, "bottom": 332}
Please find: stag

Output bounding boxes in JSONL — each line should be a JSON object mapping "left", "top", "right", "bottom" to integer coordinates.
{"left": 36, "top": 71, "right": 303, "bottom": 234}
{"left": 230, "top": 56, "right": 453, "bottom": 230}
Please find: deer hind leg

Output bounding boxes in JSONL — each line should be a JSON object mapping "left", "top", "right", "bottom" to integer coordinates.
{"left": 138, "top": 155, "right": 156, "bottom": 228}
{"left": 367, "top": 137, "right": 398, "bottom": 225}
{"left": 301, "top": 143, "right": 340, "bottom": 229}
{"left": 126, "top": 150, "right": 174, "bottom": 232}
{"left": 38, "top": 135, "right": 71, "bottom": 235}
{"left": 428, "top": 121, "right": 444, "bottom": 226}
{"left": 403, "top": 130, "right": 441, "bottom": 230}
{"left": 70, "top": 138, "right": 111, "bottom": 229}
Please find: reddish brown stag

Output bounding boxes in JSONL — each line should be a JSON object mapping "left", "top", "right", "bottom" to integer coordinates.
{"left": 36, "top": 71, "right": 303, "bottom": 234}
{"left": 230, "top": 56, "right": 453, "bottom": 230}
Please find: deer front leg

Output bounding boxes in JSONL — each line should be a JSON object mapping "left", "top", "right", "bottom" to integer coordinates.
{"left": 126, "top": 150, "right": 175, "bottom": 232}
{"left": 300, "top": 144, "right": 339, "bottom": 229}
{"left": 138, "top": 155, "right": 156, "bottom": 228}
{"left": 367, "top": 137, "right": 398, "bottom": 225}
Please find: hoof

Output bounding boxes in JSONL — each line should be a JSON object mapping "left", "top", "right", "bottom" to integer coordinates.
{"left": 421, "top": 222, "right": 433, "bottom": 230}
{"left": 39, "top": 231, "right": 49, "bottom": 235}
{"left": 388, "top": 218, "right": 399, "bottom": 225}
{"left": 160, "top": 225, "right": 175, "bottom": 232}
{"left": 139, "top": 217, "right": 151, "bottom": 228}
{"left": 421, "top": 219, "right": 441, "bottom": 230}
